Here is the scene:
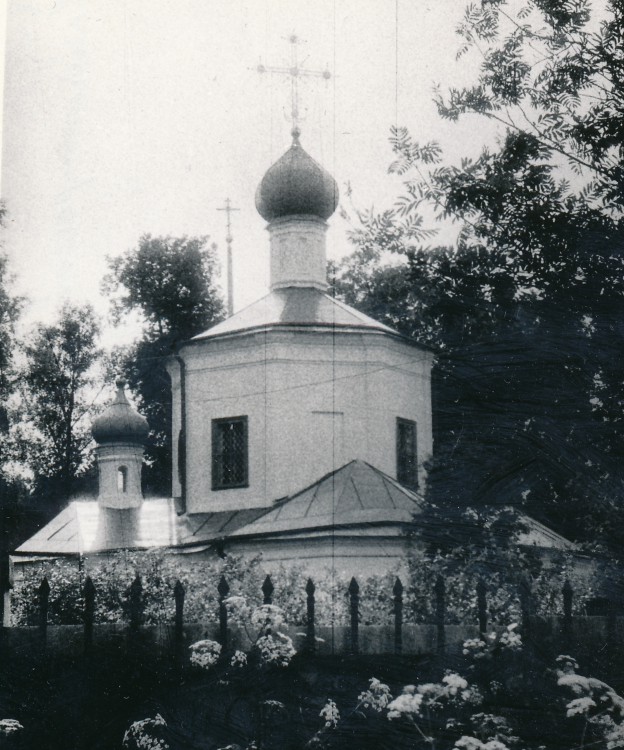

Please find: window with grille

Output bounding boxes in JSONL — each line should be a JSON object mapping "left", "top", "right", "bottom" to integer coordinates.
{"left": 212, "top": 416, "right": 249, "bottom": 490}
{"left": 396, "top": 417, "right": 418, "bottom": 489}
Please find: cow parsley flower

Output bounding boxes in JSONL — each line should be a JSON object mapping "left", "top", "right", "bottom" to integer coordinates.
{"left": 251, "top": 604, "right": 285, "bottom": 633}
{"left": 123, "top": 714, "right": 169, "bottom": 750}
{"left": 443, "top": 673, "right": 469, "bottom": 695}
{"left": 320, "top": 699, "right": 340, "bottom": 728}
{"left": 463, "top": 638, "right": 488, "bottom": 659}
{"left": 189, "top": 639, "right": 222, "bottom": 669}
{"left": 255, "top": 632, "right": 295, "bottom": 667}
{"left": 0, "top": 719, "right": 24, "bottom": 736}
{"left": 388, "top": 686, "right": 423, "bottom": 719}
{"left": 230, "top": 650, "right": 248, "bottom": 668}
{"left": 566, "top": 697, "right": 597, "bottom": 717}
{"left": 499, "top": 625, "right": 522, "bottom": 652}
{"left": 357, "top": 677, "right": 392, "bottom": 712}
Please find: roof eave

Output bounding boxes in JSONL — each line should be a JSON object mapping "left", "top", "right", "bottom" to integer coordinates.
{"left": 185, "top": 322, "right": 433, "bottom": 352}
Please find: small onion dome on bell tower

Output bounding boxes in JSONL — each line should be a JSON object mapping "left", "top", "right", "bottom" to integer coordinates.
{"left": 92, "top": 379, "right": 148, "bottom": 510}
{"left": 92, "top": 379, "right": 149, "bottom": 446}
{"left": 255, "top": 129, "right": 339, "bottom": 222}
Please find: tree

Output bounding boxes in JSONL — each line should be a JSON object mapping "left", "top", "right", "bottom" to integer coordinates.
{"left": 13, "top": 303, "right": 102, "bottom": 506}
{"left": 103, "top": 234, "right": 225, "bottom": 495}
{"left": 331, "top": 0, "right": 624, "bottom": 549}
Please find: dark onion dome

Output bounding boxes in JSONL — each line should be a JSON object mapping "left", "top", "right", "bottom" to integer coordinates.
{"left": 92, "top": 379, "right": 149, "bottom": 445}
{"left": 255, "top": 129, "right": 339, "bottom": 222}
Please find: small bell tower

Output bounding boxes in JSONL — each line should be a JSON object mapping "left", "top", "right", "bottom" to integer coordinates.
{"left": 91, "top": 379, "right": 149, "bottom": 509}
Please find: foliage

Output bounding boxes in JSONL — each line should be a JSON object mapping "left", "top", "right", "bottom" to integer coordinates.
{"left": 8, "top": 303, "right": 102, "bottom": 503}
{"left": 10, "top": 543, "right": 610, "bottom": 629}
{"left": 301, "top": 638, "right": 624, "bottom": 750}
{"left": 102, "top": 234, "right": 225, "bottom": 494}
{"left": 556, "top": 654, "right": 624, "bottom": 748}
{"left": 122, "top": 714, "right": 170, "bottom": 750}
{"left": 0, "top": 248, "right": 22, "bottom": 426}
{"left": 331, "top": 0, "right": 624, "bottom": 549}
{"left": 11, "top": 550, "right": 267, "bottom": 626}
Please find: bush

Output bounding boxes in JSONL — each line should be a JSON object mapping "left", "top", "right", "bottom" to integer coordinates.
{"left": 10, "top": 546, "right": 608, "bottom": 627}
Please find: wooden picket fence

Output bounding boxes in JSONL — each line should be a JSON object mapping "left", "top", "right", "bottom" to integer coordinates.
{"left": 18, "top": 572, "right": 618, "bottom": 659}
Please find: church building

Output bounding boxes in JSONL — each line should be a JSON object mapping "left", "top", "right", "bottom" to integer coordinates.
{"left": 12, "top": 129, "right": 573, "bottom": 577}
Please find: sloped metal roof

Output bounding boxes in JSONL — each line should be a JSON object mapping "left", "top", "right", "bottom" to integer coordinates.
{"left": 191, "top": 287, "right": 406, "bottom": 342}
{"left": 13, "top": 499, "right": 267, "bottom": 556}
{"left": 230, "top": 460, "right": 426, "bottom": 539}
{"left": 13, "top": 466, "right": 574, "bottom": 556}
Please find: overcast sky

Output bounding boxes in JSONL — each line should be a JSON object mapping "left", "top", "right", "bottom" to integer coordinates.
{"left": 1, "top": 0, "right": 497, "bottom": 345}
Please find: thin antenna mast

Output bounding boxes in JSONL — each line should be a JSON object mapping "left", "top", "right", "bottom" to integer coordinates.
{"left": 217, "top": 198, "right": 240, "bottom": 317}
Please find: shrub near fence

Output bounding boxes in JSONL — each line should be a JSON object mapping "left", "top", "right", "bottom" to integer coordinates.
{"left": 3, "top": 570, "right": 623, "bottom": 659}
{"left": 11, "top": 545, "right": 609, "bottom": 628}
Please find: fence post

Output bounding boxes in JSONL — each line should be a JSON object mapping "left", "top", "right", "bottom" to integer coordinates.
{"left": 477, "top": 578, "right": 487, "bottom": 637}
{"left": 348, "top": 577, "right": 359, "bottom": 655}
{"left": 174, "top": 579, "right": 185, "bottom": 666}
{"left": 262, "top": 575, "right": 274, "bottom": 605}
{"left": 435, "top": 575, "right": 445, "bottom": 654}
{"left": 0, "top": 546, "right": 9, "bottom": 629}
{"left": 129, "top": 574, "right": 142, "bottom": 633}
{"left": 0, "top": 547, "right": 8, "bottom": 659}
{"left": 393, "top": 577, "right": 403, "bottom": 655}
{"left": 562, "top": 580, "right": 573, "bottom": 652}
{"left": 218, "top": 575, "right": 229, "bottom": 649}
{"left": 38, "top": 577, "right": 50, "bottom": 649}
{"left": 83, "top": 576, "right": 95, "bottom": 656}
{"left": 520, "top": 577, "right": 531, "bottom": 639}
{"left": 306, "top": 578, "right": 315, "bottom": 654}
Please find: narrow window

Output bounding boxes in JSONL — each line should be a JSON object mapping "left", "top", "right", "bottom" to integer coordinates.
{"left": 396, "top": 418, "right": 418, "bottom": 489}
{"left": 212, "top": 416, "right": 249, "bottom": 490}
{"left": 117, "top": 466, "right": 128, "bottom": 493}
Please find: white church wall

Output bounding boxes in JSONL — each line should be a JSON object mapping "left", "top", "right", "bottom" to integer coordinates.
{"left": 179, "top": 329, "right": 433, "bottom": 514}
{"left": 227, "top": 533, "right": 413, "bottom": 579}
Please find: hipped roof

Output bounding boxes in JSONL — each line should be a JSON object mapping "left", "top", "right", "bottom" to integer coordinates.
{"left": 230, "top": 460, "right": 426, "bottom": 538}
{"left": 13, "top": 461, "right": 574, "bottom": 557}
{"left": 190, "top": 287, "right": 416, "bottom": 344}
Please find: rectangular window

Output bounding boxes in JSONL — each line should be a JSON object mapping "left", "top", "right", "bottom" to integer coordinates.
{"left": 212, "top": 416, "right": 249, "bottom": 490}
{"left": 396, "top": 417, "right": 418, "bottom": 489}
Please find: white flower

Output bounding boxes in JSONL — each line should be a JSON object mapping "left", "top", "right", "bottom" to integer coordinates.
{"left": 357, "top": 677, "right": 392, "bottom": 712}
{"left": 443, "top": 673, "right": 469, "bottom": 695}
{"left": 499, "top": 626, "right": 522, "bottom": 652}
{"left": 189, "top": 639, "right": 222, "bottom": 669}
{"left": 0, "top": 719, "right": 24, "bottom": 736}
{"left": 320, "top": 699, "right": 340, "bottom": 728}
{"left": 463, "top": 638, "right": 488, "bottom": 659}
{"left": 224, "top": 595, "right": 250, "bottom": 623}
{"left": 230, "top": 650, "right": 248, "bottom": 668}
{"left": 455, "top": 735, "right": 484, "bottom": 750}
{"left": 122, "top": 714, "right": 169, "bottom": 750}
{"left": 556, "top": 654, "right": 579, "bottom": 673}
{"left": 483, "top": 741, "right": 510, "bottom": 750}
{"left": 251, "top": 604, "right": 285, "bottom": 633}
{"left": 606, "top": 722, "right": 624, "bottom": 749}
{"left": 388, "top": 690, "right": 423, "bottom": 719}
{"left": 566, "top": 697, "right": 597, "bottom": 717}
{"left": 255, "top": 632, "right": 296, "bottom": 667}
{"left": 454, "top": 737, "right": 509, "bottom": 750}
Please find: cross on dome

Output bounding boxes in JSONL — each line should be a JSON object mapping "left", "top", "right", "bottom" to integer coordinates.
{"left": 256, "top": 34, "right": 331, "bottom": 139}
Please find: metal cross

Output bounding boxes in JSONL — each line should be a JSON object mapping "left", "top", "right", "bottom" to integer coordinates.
{"left": 257, "top": 34, "right": 331, "bottom": 138}
{"left": 217, "top": 198, "right": 240, "bottom": 317}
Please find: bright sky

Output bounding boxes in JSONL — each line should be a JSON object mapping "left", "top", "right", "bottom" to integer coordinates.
{"left": 1, "top": 0, "right": 495, "bottom": 346}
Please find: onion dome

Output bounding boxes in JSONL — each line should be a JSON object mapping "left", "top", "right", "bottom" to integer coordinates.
{"left": 92, "top": 379, "right": 149, "bottom": 445}
{"left": 255, "top": 129, "right": 339, "bottom": 222}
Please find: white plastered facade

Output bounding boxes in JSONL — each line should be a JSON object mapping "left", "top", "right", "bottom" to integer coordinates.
{"left": 168, "top": 328, "right": 433, "bottom": 514}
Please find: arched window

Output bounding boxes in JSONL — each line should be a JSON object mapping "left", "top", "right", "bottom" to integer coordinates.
{"left": 117, "top": 466, "right": 128, "bottom": 493}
